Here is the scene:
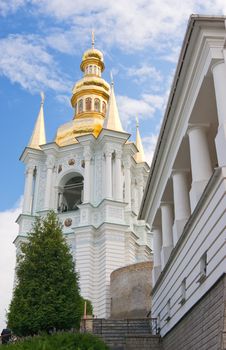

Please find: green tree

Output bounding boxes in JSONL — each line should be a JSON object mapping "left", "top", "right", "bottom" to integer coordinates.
{"left": 8, "top": 211, "right": 83, "bottom": 336}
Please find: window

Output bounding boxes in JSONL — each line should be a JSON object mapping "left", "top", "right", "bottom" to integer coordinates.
{"left": 85, "top": 97, "right": 92, "bottom": 111}
{"left": 78, "top": 99, "right": 83, "bottom": 113}
{"left": 165, "top": 299, "right": 171, "bottom": 322}
{"left": 102, "top": 101, "right": 106, "bottom": 114}
{"left": 198, "top": 251, "right": 207, "bottom": 283}
{"left": 74, "top": 103, "right": 77, "bottom": 115}
{"left": 88, "top": 65, "right": 92, "bottom": 74}
{"left": 157, "top": 313, "right": 161, "bottom": 334}
{"left": 94, "top": 65, "right": 97, "bottom": 75}
{"left": 180, "top": 278, "right": 186, "bottom": 305}
{"left": 94, "top": 98, "right": 100, "bottom": 112}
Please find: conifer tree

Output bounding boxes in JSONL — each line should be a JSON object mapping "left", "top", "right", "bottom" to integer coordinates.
{"left": 8, "top": 211, "right": 83, "bottom": 336}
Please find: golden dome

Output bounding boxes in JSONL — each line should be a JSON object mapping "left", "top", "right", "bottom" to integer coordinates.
{"left": 80, "top": 48, "right": 105, "bottom": 72}
{"left": 55, "top": 40, "right": 110, "bottom": 146}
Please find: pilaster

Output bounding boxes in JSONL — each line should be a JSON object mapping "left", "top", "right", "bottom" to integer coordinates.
{"left": 43, "top": 155, "right": 55, "bottom": 210}
{"left": 22, "top": 163, "right": 35, "bottom": 214}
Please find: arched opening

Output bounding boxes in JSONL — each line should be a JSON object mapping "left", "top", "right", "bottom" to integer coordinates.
{"left": 94, "top": 98, "right": 100, "bottom": 112}
{"left": 102, "top": 101, "right": 106, "bottom": 114}
{"left": 85, "top": 97, "right": 92, "bottom": 111}
{"left": 58, "top": 174, "right": 84, "bottom": 213}
{"left": 78, "top": 99, "right": 83, "bottom": 113}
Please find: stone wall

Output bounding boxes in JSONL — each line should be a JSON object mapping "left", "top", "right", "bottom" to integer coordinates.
{"left": 162, "top": 274, "right": 226, "bottom": 350}
{"left": 110, "top": 261, "right": 153, "bottom": 319}
{"left": 125, "top": 335, "right": 162, "bottom": 350}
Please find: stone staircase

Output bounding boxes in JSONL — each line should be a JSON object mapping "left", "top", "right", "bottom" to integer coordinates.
{"left": 91, "top": 318, "right": 162, "bottom": 350}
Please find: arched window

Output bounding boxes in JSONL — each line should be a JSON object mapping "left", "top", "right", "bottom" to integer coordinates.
{"left": 102, "top": 101, "right": 106, "bottom": 114}
{"left": 86, "top": 97, "right": 92, "bottom": 111}
{"left": 85, "top": 66, "right": 88, "bottom": 74}
{"left": 89, "top": 65, "right": 92, "bottom": 74}
{"left": 94, "top": 98, "right": 100, "bottom": 112}
{"left": 74, "top": 103, "right": 77, "bottom": 115}
{"left": 94, "top": 66, "right": 97, "bottom": 75}
{"left": 78, "top": 99, "right": 83, "bottom": 113}
{"left": 58, "top": 175, "right": 84, "bottom": 212}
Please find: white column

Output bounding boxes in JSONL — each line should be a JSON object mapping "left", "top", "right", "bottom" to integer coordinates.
{"left": 44, "top": 156, "right": 55, "bottom": 210}
{"left": 212, "top": 61, "right": 226, "bottom": 166}
{"left": 105, "top": 150, "right": 112, "bottom": 199}
{"left": 51, "top": 166, "right": 57, "bottom": 209}
{"left": 187, "top": 125, "right": 212, "bottom": 211}
{"left": 22, "top": 165, "right": 34, "bottom": 214}
{"left": 172, "top": 170, "right": 191, "bottom": 244}
{"left": 161, "top": 202, "right": 174, "bottom": 268}
{"left": 83, "top": 150, "right": 91, "bottom": 203}
{"left": 124, "top": 159, "right": 131, "bottom": 209}
{"left": 115, "top": 150, "right": 123, "bottom": 201}
{"left": 137, "top": 176, "right": 144, "bottom": 209}
{"left": 152, "top": 226, "right": 162, "bottom": 285}
{"left": 131, "top": 178, "right": 136, "bottom": 212}
{"left": 102, "top": 153, "right": 105, "bottom": 200}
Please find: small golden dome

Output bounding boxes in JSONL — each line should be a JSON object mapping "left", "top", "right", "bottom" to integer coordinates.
{"left": 80, "top": 48, "right": 105, "bottom": 72}
{"left": 82, "top": 48, "right": 103, "bottom": 62}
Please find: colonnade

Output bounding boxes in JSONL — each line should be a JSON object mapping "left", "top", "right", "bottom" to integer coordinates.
{"left": 153, "top": 61, "right": 226, "bottom": 283}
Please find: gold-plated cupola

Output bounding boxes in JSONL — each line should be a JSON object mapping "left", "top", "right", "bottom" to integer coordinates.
{"left": 55, "top": 33, "right": 110, "bottom": 146}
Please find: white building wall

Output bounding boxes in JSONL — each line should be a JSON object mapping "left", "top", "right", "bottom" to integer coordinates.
{"left": 17, "top": 130, "right": 152, "bottom": 318}
{"left": 139, "top": 17, "right": 226, "bottom": 339}
{"left": 152, "top": 168, "right": 226, "bottom": 336}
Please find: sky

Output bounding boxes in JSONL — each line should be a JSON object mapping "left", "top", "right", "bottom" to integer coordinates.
{"left": 0, "top": 0, "right": 226, "bottom": 331}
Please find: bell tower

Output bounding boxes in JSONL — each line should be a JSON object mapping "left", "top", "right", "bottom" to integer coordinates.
{"left": 15, "top": 37, "right": 152, "bottom": 318}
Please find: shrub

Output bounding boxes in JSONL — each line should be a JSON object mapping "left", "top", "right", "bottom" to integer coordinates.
{"left": 6, "top": 332, "right": 109, "bottom": 350}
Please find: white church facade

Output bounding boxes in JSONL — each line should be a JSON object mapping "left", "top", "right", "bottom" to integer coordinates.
{"left": 15, "top": 40, "right": 152, "bottom": 318}
{"left": 140, "top": 15, "right": 226, "bottom": 349}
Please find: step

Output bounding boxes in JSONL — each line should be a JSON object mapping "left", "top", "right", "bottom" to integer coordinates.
{"left": 125, "top": 334, "right": 162, "bottom": 350}
{"left": 92, "top": 318, "right": 159, "bottom": 349}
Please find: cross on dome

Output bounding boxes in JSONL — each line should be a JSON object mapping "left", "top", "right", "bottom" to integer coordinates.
{"left": 92, "top": 29, "right": 95, "bottom": 48}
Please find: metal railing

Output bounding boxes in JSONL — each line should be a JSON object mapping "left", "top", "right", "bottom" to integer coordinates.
{"left": 81, "top": 317, "right": 158, "bottom": 336}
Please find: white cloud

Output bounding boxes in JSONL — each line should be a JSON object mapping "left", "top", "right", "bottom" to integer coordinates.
{"left": 127, "top": 64, "right": 162, "bottom": 84}
{"left": 0, "top": 200, "right": 22, "bottom": 330}
{"left": 161, "top": 46, "right": 181, "bottom": 63}
{"left": 117, "top": 93, "right": 165, "bottom": 129}
{"left": 55, "top": 94, "right": 71, "bottom": 106}
{"left": 1, "top": 1, "right": 226, "bottom": 55}
{"left": 0, "top": 0, "right": 26, "bottom": 16}
{"left": 0, "top": 35, "right": 72, "bottom": 93}
{"left": 143, "top": 134, "right": 159, "bottom": 165}
{"left": 26, "top": 0, "right": 226, "bottom": 53}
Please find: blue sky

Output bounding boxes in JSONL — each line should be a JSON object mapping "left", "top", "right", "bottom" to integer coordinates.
{"left": 0, "top": 0, "right": 226, "bottom": 330}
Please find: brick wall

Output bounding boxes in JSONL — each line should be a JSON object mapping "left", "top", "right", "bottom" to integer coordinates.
{"left": 162, "top": 274, "right": 226, "bottom": 350}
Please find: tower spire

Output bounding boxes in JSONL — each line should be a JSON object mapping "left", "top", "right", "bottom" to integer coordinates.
{"left": 28, "top": 92, "right": 46, "bottom": 149}
{"left": 103, "top": 79, "right": 124, "bottom": 132}
{"left": 134, "top": 117, "right": 145, "bottom": 163}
